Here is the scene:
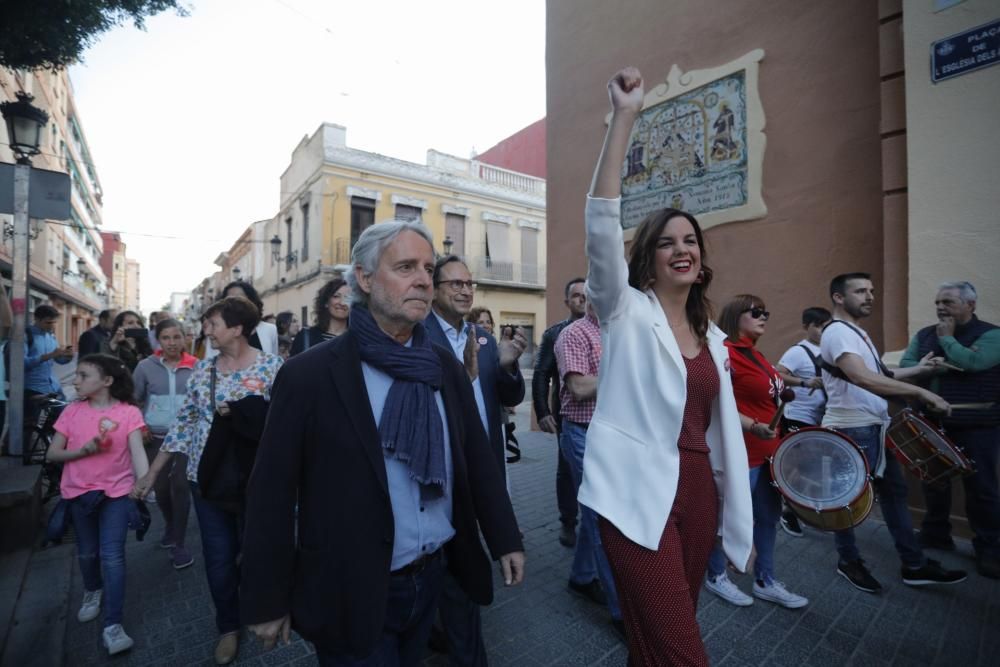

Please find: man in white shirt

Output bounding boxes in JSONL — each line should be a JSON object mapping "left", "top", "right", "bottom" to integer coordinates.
{"left": 424, "top": 254, "right": 526, "bottom": 666}
{"left": 775, "top": 307, "right": 831, "bottom": 537}
{"left": 820, "top": 272, "right": 965, "bottom": 594}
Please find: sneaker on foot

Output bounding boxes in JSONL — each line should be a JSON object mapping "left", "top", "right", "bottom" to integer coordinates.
{"left": 158, "top": 534, "right": 176, "bottom": 550}
{"left": 704, "top": 572, "right": 753, "bottom": 607}
{"left": 901, "top": 558, "right": 967, "bottom": 586}
{"left": 780, "top": 511, "right": 804, "bottom": 537}
{"left": 171, "top": 545, "right": 195, "bottom": 570}
{"left": 568, "top": 578, "right": 607, "bottom": 606}
{"left": 837, "top": 559, "right": 882, "bottom": 593}
{"left": 215, "top": 631, "right": 239, "bottom": 665}
{"left": 916, "top": 530, "right": 956, "bottom": 551}
{"left": 753, "top": 579, "right": 809, "bottom": 609}
{"left": 102, "top": 624, "right": 134, "bottom": 655}
{"left": 77, "top": 589, "right": 102, "bottom": 622}
{"left": 558, "top": 523, "right": 577, "bottom": 548}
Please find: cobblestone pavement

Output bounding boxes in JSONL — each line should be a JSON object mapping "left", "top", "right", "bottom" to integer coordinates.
{"left": 62, "top": 426, "right": 998, "bottom": 666}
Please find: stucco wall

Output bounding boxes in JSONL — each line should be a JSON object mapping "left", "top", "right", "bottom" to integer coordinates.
{"left": 547, "top": 0, "right": 886, "bottom": 359}
{"left": 904, "top": 0, "right": 1000, "bottom": 330}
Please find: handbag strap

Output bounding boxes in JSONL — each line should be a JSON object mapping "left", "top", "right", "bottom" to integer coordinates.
{"left": 734, "top": 346, "right": 780, "bottom": 406}
{"left": 209, "top": 357, "right": 218, "bottom": 414}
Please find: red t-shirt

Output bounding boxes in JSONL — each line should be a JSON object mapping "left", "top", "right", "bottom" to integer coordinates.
{"left": 725, "top": 337, "right": 785, "bottom": 468}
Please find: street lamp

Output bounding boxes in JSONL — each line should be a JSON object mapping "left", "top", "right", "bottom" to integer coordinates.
{"left": 1, "top": 92, "right": 49, "bottom": 164}
{"left": 1, "top": 92, "right": 49, "bottom": 458}
{"left": 443, "top": 235, "right": 454, "bottom": 256}
{"left": 270, "top": 235, "right": 282, "bottom": 262}
{"left": 232, "top": 266, "right": 242, "bottom": 281}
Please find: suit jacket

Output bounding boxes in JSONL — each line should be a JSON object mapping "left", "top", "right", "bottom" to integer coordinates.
{"left": 240, "top": 330, "right": 522, "bottom": 656}
{"left": 532, "top": 318, "right": 572, "bottom": 424}
{"left": 423, "top": 314, "right": 525, "bottom": 476}
{"left": 77, "top": 325, "right": 111, "bottom": 357}
{"left": 577, "top": 196, "right": 754, "bottom": 570}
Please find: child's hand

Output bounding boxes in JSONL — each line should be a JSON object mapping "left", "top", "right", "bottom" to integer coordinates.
{"left": 79, "top": 439, "right": 99, "bottom": 457}
{"left": 131, "top": 474, "right": 153, "bottom": 500}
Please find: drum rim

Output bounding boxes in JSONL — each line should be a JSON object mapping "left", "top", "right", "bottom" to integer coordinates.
{"left": 889, "top": 407, "right": 973, "bottom": 468}
{"left": 771, "top": 427, "right": 871, "bottom": 510}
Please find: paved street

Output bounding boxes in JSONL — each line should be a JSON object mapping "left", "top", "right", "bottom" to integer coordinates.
{"left": 54, "top": 422, "right": 997, "bottom": 666}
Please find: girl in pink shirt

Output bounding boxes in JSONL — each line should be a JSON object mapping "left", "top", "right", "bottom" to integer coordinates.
{"left": 47, "top": 354, "right": 148, "bottom": 657}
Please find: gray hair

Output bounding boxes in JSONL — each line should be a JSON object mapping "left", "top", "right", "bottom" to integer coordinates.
{"left": 938, "top": 281, "right": 977, "bottom": 303}
{"left": 346, "top": 219, "right": 436, "bottom": 305}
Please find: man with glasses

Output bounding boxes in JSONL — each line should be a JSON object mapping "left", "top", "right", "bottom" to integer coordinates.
{"left": 533, "top": 278, "right": 587, "bottom": 547}
{"left": 424, "top": 254, "right": 526, "bottom": 665}
{"left": 820, "top": 272, "right": 964, "bottom": 593}
{"left": 900, "top": 281, "right": 1000, "bottom": 579}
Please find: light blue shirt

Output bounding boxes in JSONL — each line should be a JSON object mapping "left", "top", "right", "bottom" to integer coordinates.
{"left": 24, "top": 325, "right": 70, "bottom": 395}
{"left": 432, "top": 312, "right": 491, "bottom": 436}
{"left": 361, "top": 357, "right": 455, "bottom": 570}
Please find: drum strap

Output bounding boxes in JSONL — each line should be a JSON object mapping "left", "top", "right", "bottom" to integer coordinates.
{"left": 797, "top": 344, "right": 829, "bottom": 401}
{"left": 820, "top": 321, "right": 895, "bottom": 380}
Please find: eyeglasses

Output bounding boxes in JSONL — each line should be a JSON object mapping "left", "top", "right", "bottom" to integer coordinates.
{"left": 436, "top": 279, "right": 476, "bottom": 292}
{"left": 745, "top": 307, "right": 770, "bottom": 321}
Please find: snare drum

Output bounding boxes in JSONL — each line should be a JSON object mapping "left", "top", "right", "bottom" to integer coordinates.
{"left": 886, "top": 408, "right": 974, "bottom": 487}
{"left": 771, "top": 428, "right": 874, "bottom": 532}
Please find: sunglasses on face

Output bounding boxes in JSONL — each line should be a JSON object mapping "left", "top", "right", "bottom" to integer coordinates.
{"left": 745, "top": 307, "right": 770, "bottom": 321}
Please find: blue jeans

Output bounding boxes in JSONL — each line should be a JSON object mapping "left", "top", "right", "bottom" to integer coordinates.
{"left": 921, "top": 426, "right": 1000, "bottom": 557}
{"left": 706, "top": 465, "right": 782, "bottom": 583}
{"left": 560, "top": 419, "right": 621, "bottom": 620}
{"left": 438, "top": 569, "right": 487, "bottom": 667}
{"left": 316, "top": 553, "right": 445, "bottom": 666}
{"left": 190, "top": 482, "right": 242, "bottom": 634}
{"left": 69, "top": 495, "right": 131, "bottom": 627}
{"left": 833, "top": 425, "right": 923, "bottom": 568}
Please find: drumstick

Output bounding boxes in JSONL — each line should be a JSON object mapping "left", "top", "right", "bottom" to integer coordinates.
{"left": 768, "top": 389, "right": 796, "bottom": 431}
{"left": 949, "top": 402, "right": 995, "bottom": 410}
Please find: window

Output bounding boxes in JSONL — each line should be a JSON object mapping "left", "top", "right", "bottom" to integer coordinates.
{"left": 520, "top": 228, "right": 539, "bottom": 284}
{"left": 350, "top": 197, "right": 376, "bottom": 249}
{"left": 300, "top": 201, "right": 310, "bottom": 262}
{"left": 395, "top": 204, "right": 422, "bottom": 221}
{"left": 285, "top": 217, "right": 293, "bottom": 269}
{"left": 301, "top": 306, "right": 308, "bottom": 328}
{"left": 445, "top": 213, "right": 466, "bottom": 258}
{"left": 484, "top": 223, "right": 512, "bottom": 281}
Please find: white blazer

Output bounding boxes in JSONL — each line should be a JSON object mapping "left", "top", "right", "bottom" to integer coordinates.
{"left": 205, "top": 320, "right": 279, "bottom": 359}
{"left": 577, "top": 196, "right": 753, "bottom": 570}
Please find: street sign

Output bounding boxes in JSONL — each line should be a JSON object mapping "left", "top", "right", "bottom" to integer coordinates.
{"left": 931, "top": 18, "right": 1000, "bottom": 83}
{"left": 0, "top": 163, "right": 72, "bottom": 219}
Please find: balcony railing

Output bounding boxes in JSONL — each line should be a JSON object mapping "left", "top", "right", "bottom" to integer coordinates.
{"left": 471, "top": 161, "right": 545, "bottom": 196}
{"left": 466, "top": 255, "right": 545, "bottom": 287}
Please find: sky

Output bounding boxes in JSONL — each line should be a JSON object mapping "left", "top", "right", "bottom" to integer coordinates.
{"left": 69, "top": 0, "right": 546, "bottom": 313}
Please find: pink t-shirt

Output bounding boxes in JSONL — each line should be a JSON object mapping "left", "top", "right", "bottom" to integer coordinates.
{"left": 54, "top": 401, "right": 146, "bottom": 500}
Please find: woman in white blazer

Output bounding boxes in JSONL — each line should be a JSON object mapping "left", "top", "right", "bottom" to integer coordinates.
{"left": 578, "top": 67, "right": 754, "bottom": 666}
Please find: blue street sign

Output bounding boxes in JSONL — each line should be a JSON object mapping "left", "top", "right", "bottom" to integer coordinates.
{"left": 931, "top": 18, "right": 1000, "bottom": 83}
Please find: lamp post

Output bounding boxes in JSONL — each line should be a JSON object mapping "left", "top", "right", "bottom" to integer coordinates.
{"left": 1, "top": 91, "right": 49, "bottom": 458}
{"left": 443, "top": 235, "right": 454, "bottom": 256}
{"left": 232, "top": 266, "right": 242, "bottom": 282}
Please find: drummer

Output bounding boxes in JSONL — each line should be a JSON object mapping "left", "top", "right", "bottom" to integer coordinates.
{"left": 704, "top": 295, "right": 809, "bottom": 609}
{"left": 775, "top": 306, "right": 832, "bottom": 537}
{"left": 820, "top": 272, "right": 966, "bottom": 593}
{"left": 900, "top": 281, "right": 1000, "bottom": 579}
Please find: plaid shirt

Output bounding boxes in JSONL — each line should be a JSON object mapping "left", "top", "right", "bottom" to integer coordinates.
{"left": 555, "top": 314, "right": 601, "bottom": 424}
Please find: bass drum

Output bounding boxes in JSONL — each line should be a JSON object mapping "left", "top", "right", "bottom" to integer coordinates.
{"left": 770, "top": 427, "right": 874, "bottom": 532}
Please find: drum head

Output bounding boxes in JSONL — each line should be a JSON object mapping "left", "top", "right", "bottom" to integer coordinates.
{"left": 772, "top": 429, "right": 868, "bottom": 511}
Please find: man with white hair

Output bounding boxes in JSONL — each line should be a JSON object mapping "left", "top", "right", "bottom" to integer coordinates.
{"left": 240, "top": 219, "right": 525, "bottom": 665}
{"left": 901, "top": 281, "right": 1000, "bottom": 579}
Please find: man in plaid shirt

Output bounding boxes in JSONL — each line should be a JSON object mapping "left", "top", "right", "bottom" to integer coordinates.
{"left": 555, "top": 304, "right": 623, "bottom": 638}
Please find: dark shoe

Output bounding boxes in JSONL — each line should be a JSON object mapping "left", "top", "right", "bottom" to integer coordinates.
{"left": 611, "top": 619, "right": 627, "bottom": 643}
{"left": 976, "top": 552, "right": 1000, "bottom": 580}
{"left": 568, "top": 578, "right": 607, "bottom": 606}
{"left": 780, "top": 511, "right": 804, "bottom": 538}
{"left": 427, "top": 624, "right": 448, "bottom": 654}
{"left": 837, "top": 559, "right": 882, "bottom": 593}
{"left": 901, "top": 558, "right": 967, "bottom": 586}
{"left": 559, "top": 523, "right": 577, "bottom": 548}
{"left": 916, "top": 530, "right": 956, "bottom": 551}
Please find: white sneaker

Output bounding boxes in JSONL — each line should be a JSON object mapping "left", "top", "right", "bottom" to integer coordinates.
{"left": 704, "top": 572, "right": 753, "bottom": 606}
{"left": 753, "top": 579, "right": 809, "bottom": 609}
{"left": 102, "top": 624, "right": 134, "bottom": 655}
{"left": 77, "top": 589, "right": 102, "bottom": 622}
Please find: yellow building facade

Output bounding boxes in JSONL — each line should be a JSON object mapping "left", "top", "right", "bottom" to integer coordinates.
{"left": 253, "top": 124, "right": 548, "bottom": 355}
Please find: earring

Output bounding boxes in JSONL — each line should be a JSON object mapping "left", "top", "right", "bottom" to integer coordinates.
{"left": 695, "top": 270, "right": 705, "bottom": 284}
